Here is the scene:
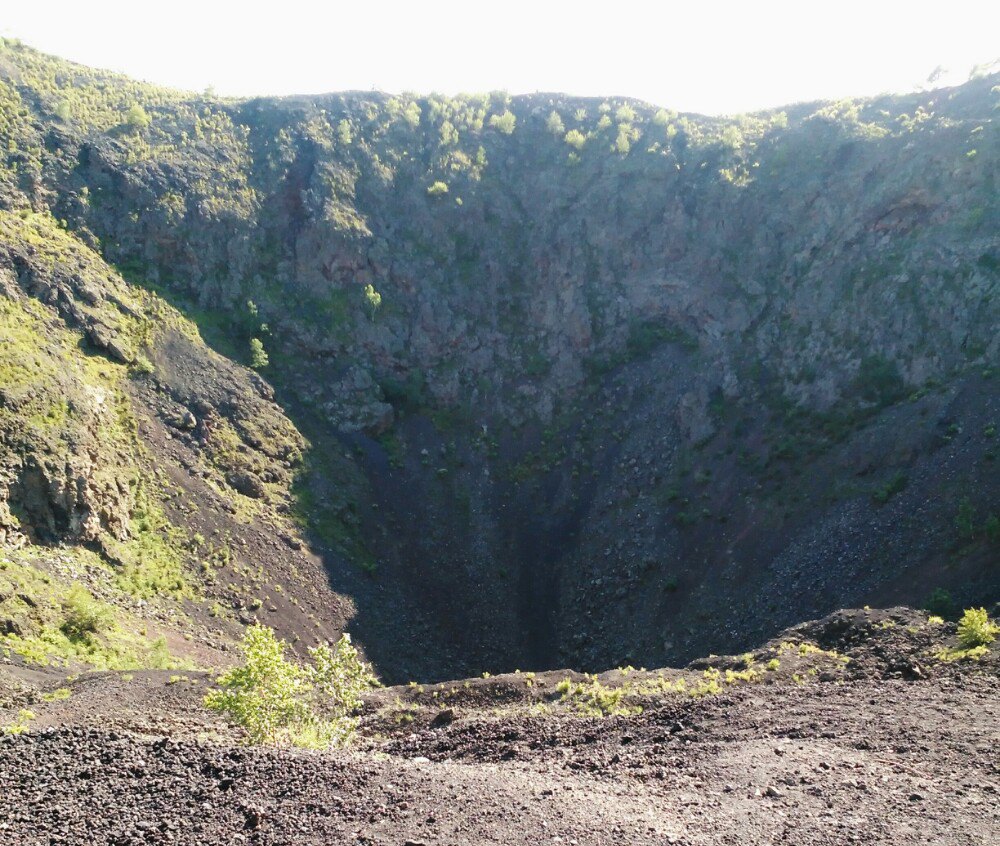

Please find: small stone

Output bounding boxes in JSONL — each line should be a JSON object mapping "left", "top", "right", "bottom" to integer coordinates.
{"left": 226, "top": 471, "right": 266, "bottom": 499}
{"left": 430, "top": 708, "right": 455, "bottom": 728}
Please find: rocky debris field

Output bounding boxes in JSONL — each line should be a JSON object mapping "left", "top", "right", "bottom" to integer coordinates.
{"left": 1, "top": 608, "right": 997, "bottom": 845}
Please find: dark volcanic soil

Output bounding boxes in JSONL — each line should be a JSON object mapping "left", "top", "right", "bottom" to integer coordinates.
{"left": 1, "top": 608, "right": 998, "bottom": 845}
{"left": 3, "top": 676, "right": 998, "bottom": 845}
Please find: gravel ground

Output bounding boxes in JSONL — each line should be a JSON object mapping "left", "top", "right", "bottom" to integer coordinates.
{"left": 2, "top": 609, "right": 997, "bottom": 845}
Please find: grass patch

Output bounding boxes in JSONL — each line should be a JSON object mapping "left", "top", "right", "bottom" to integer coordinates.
{"left": 0, "top": 552, "right": 187, "bottom": 671}
{"left": 104, "top": 486, "right": 191, "bottom": 598}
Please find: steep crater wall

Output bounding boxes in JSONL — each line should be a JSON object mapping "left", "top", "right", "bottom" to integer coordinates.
{"left": 0, "top": 41, "right": 997, "bottom": 680}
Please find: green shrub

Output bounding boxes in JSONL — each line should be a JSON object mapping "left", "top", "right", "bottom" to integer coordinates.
{"left": 205, "top": 625, "right": 307, "bottom": 745}
{"left": 381, "top": 370, "right": 427, "bottom": 411}
{"left": 614, "top": 125, "right": 634, "bottom": 154}
{"left": 204, "top": 624, "right": 378, "bottom": 747}
{"left": 925, "top": 588, "right": 957, "bottom": 620}
{"left": 307, "top": 634, "right": 379, "bottom": 740}
{"left": 427, "top": 181, "right": 449, "bottom": 197}
{"left": 546, "top": 111, "right": 565, "bottom": 136}
{"left": 40, "top": 687, "right": 71, "bottom": 702}
{"left": 854, "top": 355, "right": 906, "bottom": 405}
{"left": 872, "top": 472, "right": 907, "bottom": 504}
{"left": 2, "top": 709, "right": 35, "bottom": 736}
{"left": 564, "top": 129, "right": 586, "bottom": 150}
{"left": 957, "top": 608, "right": 998, "bottom": 648}
{"left": 402, "top": 101, "right": 421, "bottom": 128}
{"left": 60, "top": 585, "right": 114, "bottom": 642}
{"left": 439, "top": 120, "right": 458, "bottom": 146}
{"left": 956, "top": 497, "right": 976, "bottom": 539}
{"left": 985, "top": 513, "right": 999, "bottom": 542}
{"left": 123, "top": 103, "right": 150, "bottom": 131}
{"left": 615, "top": 104, "right": 637, "bottom": 122}
{"left": 363, "top": 284, "right": 382, "bottom": 321}
{"left": 337, "top": 119, "right": 352, "bottom": 146}
{"left": 249, "top": 337, "right": 269, "bottom": 369}
{"left": 489, "top": 110, "right": 516, "bottom": 134}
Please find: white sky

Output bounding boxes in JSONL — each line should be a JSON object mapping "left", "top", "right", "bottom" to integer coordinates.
{"left": 3, "top": 1, "right": 998, "bottom": 115}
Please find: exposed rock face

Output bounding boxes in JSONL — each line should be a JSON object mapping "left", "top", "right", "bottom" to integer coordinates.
{"left": 0, "top": 41, "right": 996, "bottom": 679}
{"left": 0, "top": 203, "right": 341, "bottom": 657}
{"left": 0, "top": 254, "right": 136, "bottom": 546}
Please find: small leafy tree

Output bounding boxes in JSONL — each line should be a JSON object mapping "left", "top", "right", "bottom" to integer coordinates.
{"left": 61, "top": 585, "right": 113, "bottom": 642}
{"left": 249, "top": 337, "right": 269, "bottom": 369}
{"left": 403, "top": 101, "right": 422, "bottom": 128}
{"left": 439, "top": 120, "right": 459, "bottom": 146}
{"left": 205, "top": 625, "right": 310, "bottom": 744}
{"left": 427, "top": 180, "right": 449, "bottom": 197}
{"left": 564, "top": 129, "right": 586, "bottom": 150}
{"left": 955, "top": 497, "right": 976, "bottom": 540}
{"left": 205, "top": 624, "right": 377, "bottom": 747}
{"left": 652, "top": 108, "right": 675, "bottom": 126}
{"left": 124, "top": 103, "right": 151, "bottom": 131}
{"left": 614, "top": 124, "right": 636, "bottom": 154}
{"left": 615, "top": 104, "right": 637, "bottom": 123}
{"left": 489, "top": 110, "right": 517, "bottom": 134}
{"left": 363, "top": 283, "right": 382, "bottom": 321}
{"left": 337, "top": 119, "right": 353, "bottom": 146}
{"left": 546, "top": 111, "right": 565, "bottom": 136}
{"left": 305, "top": 634, "right": 378, "bottom": 745}
{"left": 957, "top": 608, "right": 998, "bottom": 648}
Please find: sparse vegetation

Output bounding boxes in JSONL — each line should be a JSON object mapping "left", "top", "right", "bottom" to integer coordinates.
{"left": 0, "top": 551, "right": 184, "bottom": 670}
{"left": 2, "top": 709, "right": 35, "bottom": 736}
{"left": 872, "top": 472, "right": 907, "bottom": 504}
{"left": 556, "top": 675, "right": 639, "bottom": 717}
{"left": 40, "top": 687, "right": 72, "bottom": 702}
{"left": 204, "top": 624, "right": 378, "bottom": 748}
{"left": 0, "top": 42, "right": 996, "bottom": 761}
{"left": 956, "top": 607, "right": 998, "bottom": 648}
